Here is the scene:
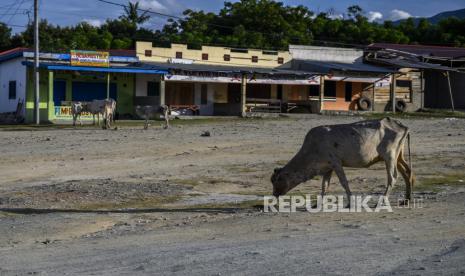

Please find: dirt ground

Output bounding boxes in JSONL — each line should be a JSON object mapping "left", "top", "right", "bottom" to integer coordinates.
{"left": 0, "top": 115, "right": 465, "bottom": 275}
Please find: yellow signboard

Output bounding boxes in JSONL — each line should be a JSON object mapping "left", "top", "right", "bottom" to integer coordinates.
{"left": 70, "top": 50, "right": 110, "bottom": 67}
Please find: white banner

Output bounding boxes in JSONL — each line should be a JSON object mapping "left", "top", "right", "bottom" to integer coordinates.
{"left": 165, "top": 74, "right": 320, "bottom": 85}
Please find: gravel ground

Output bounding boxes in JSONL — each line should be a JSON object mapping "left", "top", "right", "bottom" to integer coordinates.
{"left": 0, "top": 115, "right": 464, "bottom": 275}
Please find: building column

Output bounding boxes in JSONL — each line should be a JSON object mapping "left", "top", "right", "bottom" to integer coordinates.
{"left": 159, "top": 75, "right": 166, "bottom": 105}
{"left": 48, "top": 70, "right": 54, "bottom": 121}
{"left": 372, "top": 83, "right": 376, "bottom": 112}
{"left": 390, "top": 74, "right": 397, "bottom": 113}
{"left": 319, "top": 75, "right": 325, "bottom": 113}
{"left": 106, "top": 73, "right": 110, "bottom": 99}
{"left": 241, "top": 74, "right": 247, "bottom": 117}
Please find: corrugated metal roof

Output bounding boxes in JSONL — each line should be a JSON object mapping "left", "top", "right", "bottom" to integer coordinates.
{"left": 366, "top": 57, "right": 458, "bottom": 71}
{"left": 368, "top": 43, "right": 465, "bottom": 59}
{"left": 0, "top": 47, "right": 29, "bottom": 62}
{"left": 22, "top": 61, "right": 167, "bottom": 74}
{"left": 139, "top": 61, "right": 317, "bottom": 76}
{"left": 293, "top": 59, "right": 397, "bottom": 74}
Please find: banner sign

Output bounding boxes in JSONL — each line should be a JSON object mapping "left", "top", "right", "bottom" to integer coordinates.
{"left": 54, "top": 106, "right": 94, "bottom": 120}
{"left": 165, "top": 74, "right": 320, "bottom": 85}
{"left": 325, "top": 75, "right": 391, "bottom": 86}
{"left": 165, "top": 74, "right": 241, "bottom": 83}
{"left": 70, "top": 50, "right": 110, "bottom": 67}
{"left": 249, "top": 76, "right": 320, "bottom": 85}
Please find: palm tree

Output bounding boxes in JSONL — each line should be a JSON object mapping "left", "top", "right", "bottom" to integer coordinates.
{"left": 120, "top": 2, "right": 151, "bottom": 26}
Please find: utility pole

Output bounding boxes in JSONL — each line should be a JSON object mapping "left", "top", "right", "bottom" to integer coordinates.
{"left": 34, "top": 0, "right": 40, "bottom": 124}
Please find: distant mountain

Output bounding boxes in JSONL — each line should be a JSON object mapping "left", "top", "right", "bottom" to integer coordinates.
{"left": 428, "top": 8, "right": 465, "bottom": 23}
{"left": 394, "top": 8, "right": 465, "bottom": 25}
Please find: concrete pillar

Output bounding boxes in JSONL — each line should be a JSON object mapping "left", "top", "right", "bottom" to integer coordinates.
{"left": 390, "top": 74, "right": 397, "bottom": 113}
{"left": 372, "top": 83, "right": 375, "bottom": 111}
{"left": 319, "top": 75, "right": 325, "bottom": 113}
{"left": 241, "top": 74, "right": 247, "bottom": 117}
{"left": 106, "top": 73, "right": 110, "bottom": 99}
{"left": 47, "top": 70, "right": 54, "bottom": 121}
{"left": 159, "top": 76, "right": 166, "bottom": 105}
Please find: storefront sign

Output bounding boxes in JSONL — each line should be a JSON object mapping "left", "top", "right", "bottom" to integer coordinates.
{"left": 70, "top": 50, "right": 110, "bottom": 67}
{"left": 325, "top": 75, "right": 391, "bottom": 86}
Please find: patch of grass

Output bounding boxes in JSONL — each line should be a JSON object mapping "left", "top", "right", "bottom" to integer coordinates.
{"left": 75, "top": 195, "right": 183, "bottom": 210}
{"left": 418, "top": 173, "right": 465, "bottom": 187}
{"left": 0, "top": 116, "right": 294, "bottom": 131}
{"left": 362, "top": 109, "right": 465, "bottom": 120}
{"left": 224, "top": 164, "right": 259, "bottom": 173}
{"left": 186, "top": 199, "right": 264, "bottom": 210}
{"left": 171, "top": 178, "right": 203, "bottom": 187}
{"left": 171, "top": 177, "right": 233, "bottom": 187}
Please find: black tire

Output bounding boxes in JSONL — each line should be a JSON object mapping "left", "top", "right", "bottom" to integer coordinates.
{"left": 395, "top": 99, "right": 407, "bottom": 112}
{"left": 357, "top": 97, "right": 372, "bottom": 111}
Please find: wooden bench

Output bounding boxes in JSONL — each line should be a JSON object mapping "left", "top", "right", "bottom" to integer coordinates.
{"left": 246, "top": 98, "right": 282, "bottom": 113}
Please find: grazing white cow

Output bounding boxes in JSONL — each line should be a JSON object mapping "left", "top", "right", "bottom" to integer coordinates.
{"left": 271, "top": 118, "right": 414, "bottom": 204}
{"left": 102, "top": 99, "right": 117, "bottom": 129}
{"left": 135, "top": 105, "right": 170, "bottom": 130}
{"left": 70, "top": 99, "right": 116, "bottom": 129}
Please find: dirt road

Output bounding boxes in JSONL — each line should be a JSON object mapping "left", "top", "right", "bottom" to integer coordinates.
{"left": 0, "top": 115, "right": 464, "bottom": 275}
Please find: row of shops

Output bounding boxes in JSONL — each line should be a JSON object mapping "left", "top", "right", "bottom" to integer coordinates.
{"left": 0, "top": 42, "right": 459, "bottom": 122}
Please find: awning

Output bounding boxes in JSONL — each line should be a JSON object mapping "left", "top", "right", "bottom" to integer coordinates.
{"left": 22, "top": 61, "right": 167, "bottom": 74}
{"left": 139, "top": 61, "right": 318, "bottom": 76}
{"left": 293, "top": 59, "right": 397, "bottom": 74}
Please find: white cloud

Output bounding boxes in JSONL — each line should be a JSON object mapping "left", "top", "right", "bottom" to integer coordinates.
{"left": 367, "top": 11, "right": 383, "bottom": 22}
{"left": 328, "top": 14, "right": 344, "bottom": 20}
{"left": 389, "top": 9, "right": 412, "bottom": 21}
{"left": 133, "top": 0, "right": 167, "bottom": 12}
{"left": 84, "top": 19, "right": 103, "bottom": 27}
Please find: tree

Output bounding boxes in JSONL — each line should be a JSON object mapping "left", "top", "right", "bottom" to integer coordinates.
{"left": 1, "top": 1, "right": 465, "bottom": 52}
{"left": 0, "top": 23, "right": 12, "bottom": 51}
{"left": 120, "top": 1, "right": 150, "bottom": 27}
{"left": 347, "top": 5, "right": 363, "bottom": 20}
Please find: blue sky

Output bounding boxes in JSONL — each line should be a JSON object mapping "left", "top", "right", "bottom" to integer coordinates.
{"left": 2, "top": 0, "right": 465, "bottom": 33}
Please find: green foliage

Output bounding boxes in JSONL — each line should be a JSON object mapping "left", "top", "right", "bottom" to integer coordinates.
{"left": 0, "top": 23, "right": 12, "bottom": 51}
{"left": 1, "top": 0, "right": 465, "bottom": 53}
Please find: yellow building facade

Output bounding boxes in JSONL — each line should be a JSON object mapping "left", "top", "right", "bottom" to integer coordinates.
{"left": 136, "top": 41, "right": 292, "bottom": 68}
